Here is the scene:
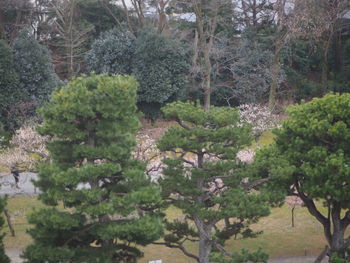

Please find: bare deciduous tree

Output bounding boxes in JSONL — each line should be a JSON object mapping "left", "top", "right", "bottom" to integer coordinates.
{"left": 268, "top": 0, "right": 349, "bottom": 108}
{"left": 51, "top": 0, "right": 94, "bottom": 79}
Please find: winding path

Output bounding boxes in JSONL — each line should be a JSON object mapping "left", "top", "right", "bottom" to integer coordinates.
{"left": 0, "top": 173, "right": 39, "bottom": 196}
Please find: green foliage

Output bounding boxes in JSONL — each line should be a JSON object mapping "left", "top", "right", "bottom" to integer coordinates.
{"left": 282, "top": 39, "right": 323, "bottom": 100}
{"left": 329, "top": 39, "right": 350, "bottom": 94}
{"left": 85, "top": 27, "right": 190, "bottom": 119}
{"left": 0, "top": 39, "right": 21, "bottom": 131}
{"left": 77, "top": 0, "right": 127, "bottom": 39}
{"left": 158, "top": 102, "right": 277, "bottom": 261}
{"left": 0, "top": 197, "right": 10, "bottom": 263}
{"left": 330, "top": 250, "right": 350, "bottom": 263}
{"left": 85, "top": 28, "right": 135, "bottom": 75}
{"left": 210, "top": 248, "right": 268, "bottom": 263}
{"left": 275, "top": 93, "right": 350, "bottom": 202}
{"left": 257, "top": 93, "right": 350, "bottom": 259}
{"left": 22, "top": 74, "right": 163, "bottom": 263}
{"left": 133, "top": 28, "right": 190, "bottom": 104}
{"left": 13, "top": 29, "right": 61, "bottom": 105}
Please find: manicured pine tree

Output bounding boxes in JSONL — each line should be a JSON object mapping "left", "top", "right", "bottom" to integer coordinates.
{"left": 255, "top": 93, "right": 350, "bottom": 262}
{"left": 22, "top": 74, "right": 163, "bottom": 263}
{"left": 157, "top": 102, "right": 279, "bottom": 263}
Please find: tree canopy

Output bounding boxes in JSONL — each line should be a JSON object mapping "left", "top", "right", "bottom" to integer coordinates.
{"left": 157, "top": 102, "right": 280, "bottom": 263}
{"left": 0, "top": 39, "right": 20, "bottom": 130}
{"left": 256, "top": 93, "right": 350, "bottom": 261}
{"left": 22, "top": 74, "right": 163, "bottom": 263}
{"left": 13, "top": 29, "right": 61, "bottom": 104}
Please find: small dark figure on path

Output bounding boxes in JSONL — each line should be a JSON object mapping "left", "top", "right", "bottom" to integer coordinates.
{"left": 11, "top": 165, "right": 20, "bottom": 189}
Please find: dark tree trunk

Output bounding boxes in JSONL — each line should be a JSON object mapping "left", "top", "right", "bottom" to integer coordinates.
{"left": 4, "top": 209, "right": 15, "bottom": 237}
{"left": 269, "top": 46, "right": 281, "bottom": 109}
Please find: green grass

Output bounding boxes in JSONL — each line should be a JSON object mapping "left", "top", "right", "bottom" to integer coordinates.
{"left": 3, "top": 196, "right": 45, "bottom": 248}
{"left": 140, "top": 204, "right": 328, "bottom": 263}
{"left": 1, "top": 131, "right": 329, "bottom": 261}
{"left": 3, "top": 196, "right": 330, "bottom": 262}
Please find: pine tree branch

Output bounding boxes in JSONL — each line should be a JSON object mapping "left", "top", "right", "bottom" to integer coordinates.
{"left": 242, "top": 177, "right": 273, "bottom": 190}
{"left": 153, "top": 241, "right": 199, "bottom": 262}
{"left": 178, "top": 119, "right": 193, "bottom": 130}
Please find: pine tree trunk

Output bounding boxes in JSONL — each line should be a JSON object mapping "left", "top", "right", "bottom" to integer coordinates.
{"left": 194, "top": 216, "right": 212, "bottom": 263}
{"left": 198, "top": 234, "right": 211, "bottom": 263}
{"left": 329, "top": 213, "right": 346, "bottom": 259}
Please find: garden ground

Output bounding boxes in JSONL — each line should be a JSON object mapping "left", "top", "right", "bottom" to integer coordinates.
{"left": 3, "top": 192, "right": 329, "bottom": 263}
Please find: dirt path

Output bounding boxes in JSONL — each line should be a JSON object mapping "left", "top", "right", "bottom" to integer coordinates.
{"left": 5, "top": 248, "right": 23, "bottom": 263}
{"left": 0, "top": 173, "right": 39, "bottom": 196}
{"left": 269, "top": 256, "right": 327, "bottom": 263}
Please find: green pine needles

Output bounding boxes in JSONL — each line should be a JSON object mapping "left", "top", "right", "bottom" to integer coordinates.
{"left": 0, "top": 197, "right": 10, "bottom": 263}
{"left": 22, "top": 74, "right": 163, "bottom": 263}
{"left": 256, "top": 93, "right": 350, "bottom": 261}
{"left": 157, "top": 102, "right": 277, "bottom": 263}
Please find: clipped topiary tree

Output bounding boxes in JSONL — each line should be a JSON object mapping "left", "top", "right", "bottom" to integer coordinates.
{"left": 157, "top": 102, "right": 280, "bottom": 263}
{"left": 85, "top": 28, "right": 136, "bottom": 75}
{"left": 85, "top": 27, "right": 190, "bottom": 120}
{"left": 13, "top": 29, "right": 61, "bottom": 106}
{"left": 0, "top": 39, "right": 20, "bottom": 130}
{"left": 132, "top": 28, "right": 189, "bottom": 106}
{"left": 22, "top": 74, "right": 163, "bottom": 263}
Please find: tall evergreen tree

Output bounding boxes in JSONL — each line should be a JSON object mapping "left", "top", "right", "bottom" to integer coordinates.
{"left": 22, "top": 74, "right": 163, "bottom": 263}
{"left": 13, "top": 29, "right": 60, "bottom": 106}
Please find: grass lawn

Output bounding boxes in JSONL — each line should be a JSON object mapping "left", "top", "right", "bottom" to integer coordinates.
{"left": 1, "top": 130, "right": 329, "bottom": 261}
{"left": 3, "top": 196, "right": 329, "bottom": 262}
{"left": 3, "top": 196, "right": 44, "bottom": 248}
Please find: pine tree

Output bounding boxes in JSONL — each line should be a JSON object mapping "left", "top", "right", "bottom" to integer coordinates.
{"left": 157, "top": 102, "right": 278, "bottom": 263}
{"left": 255, "top": 93, "right": 350, "bottom": 261}
{"left": 22, "top": 74, "right": 163, "bottom": 263}
{"left": 0, "top": 197, "right": 10, "bottom": 263}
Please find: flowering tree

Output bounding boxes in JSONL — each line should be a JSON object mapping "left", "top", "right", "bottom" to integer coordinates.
{"left": 238, "top": 104, "right": 280, "bottom": 139}
{"left": 0, "top": 124, "right": 48, "bottom": 171}
{"left": 133, "top": 132, "right": 166, "bottom": 181}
